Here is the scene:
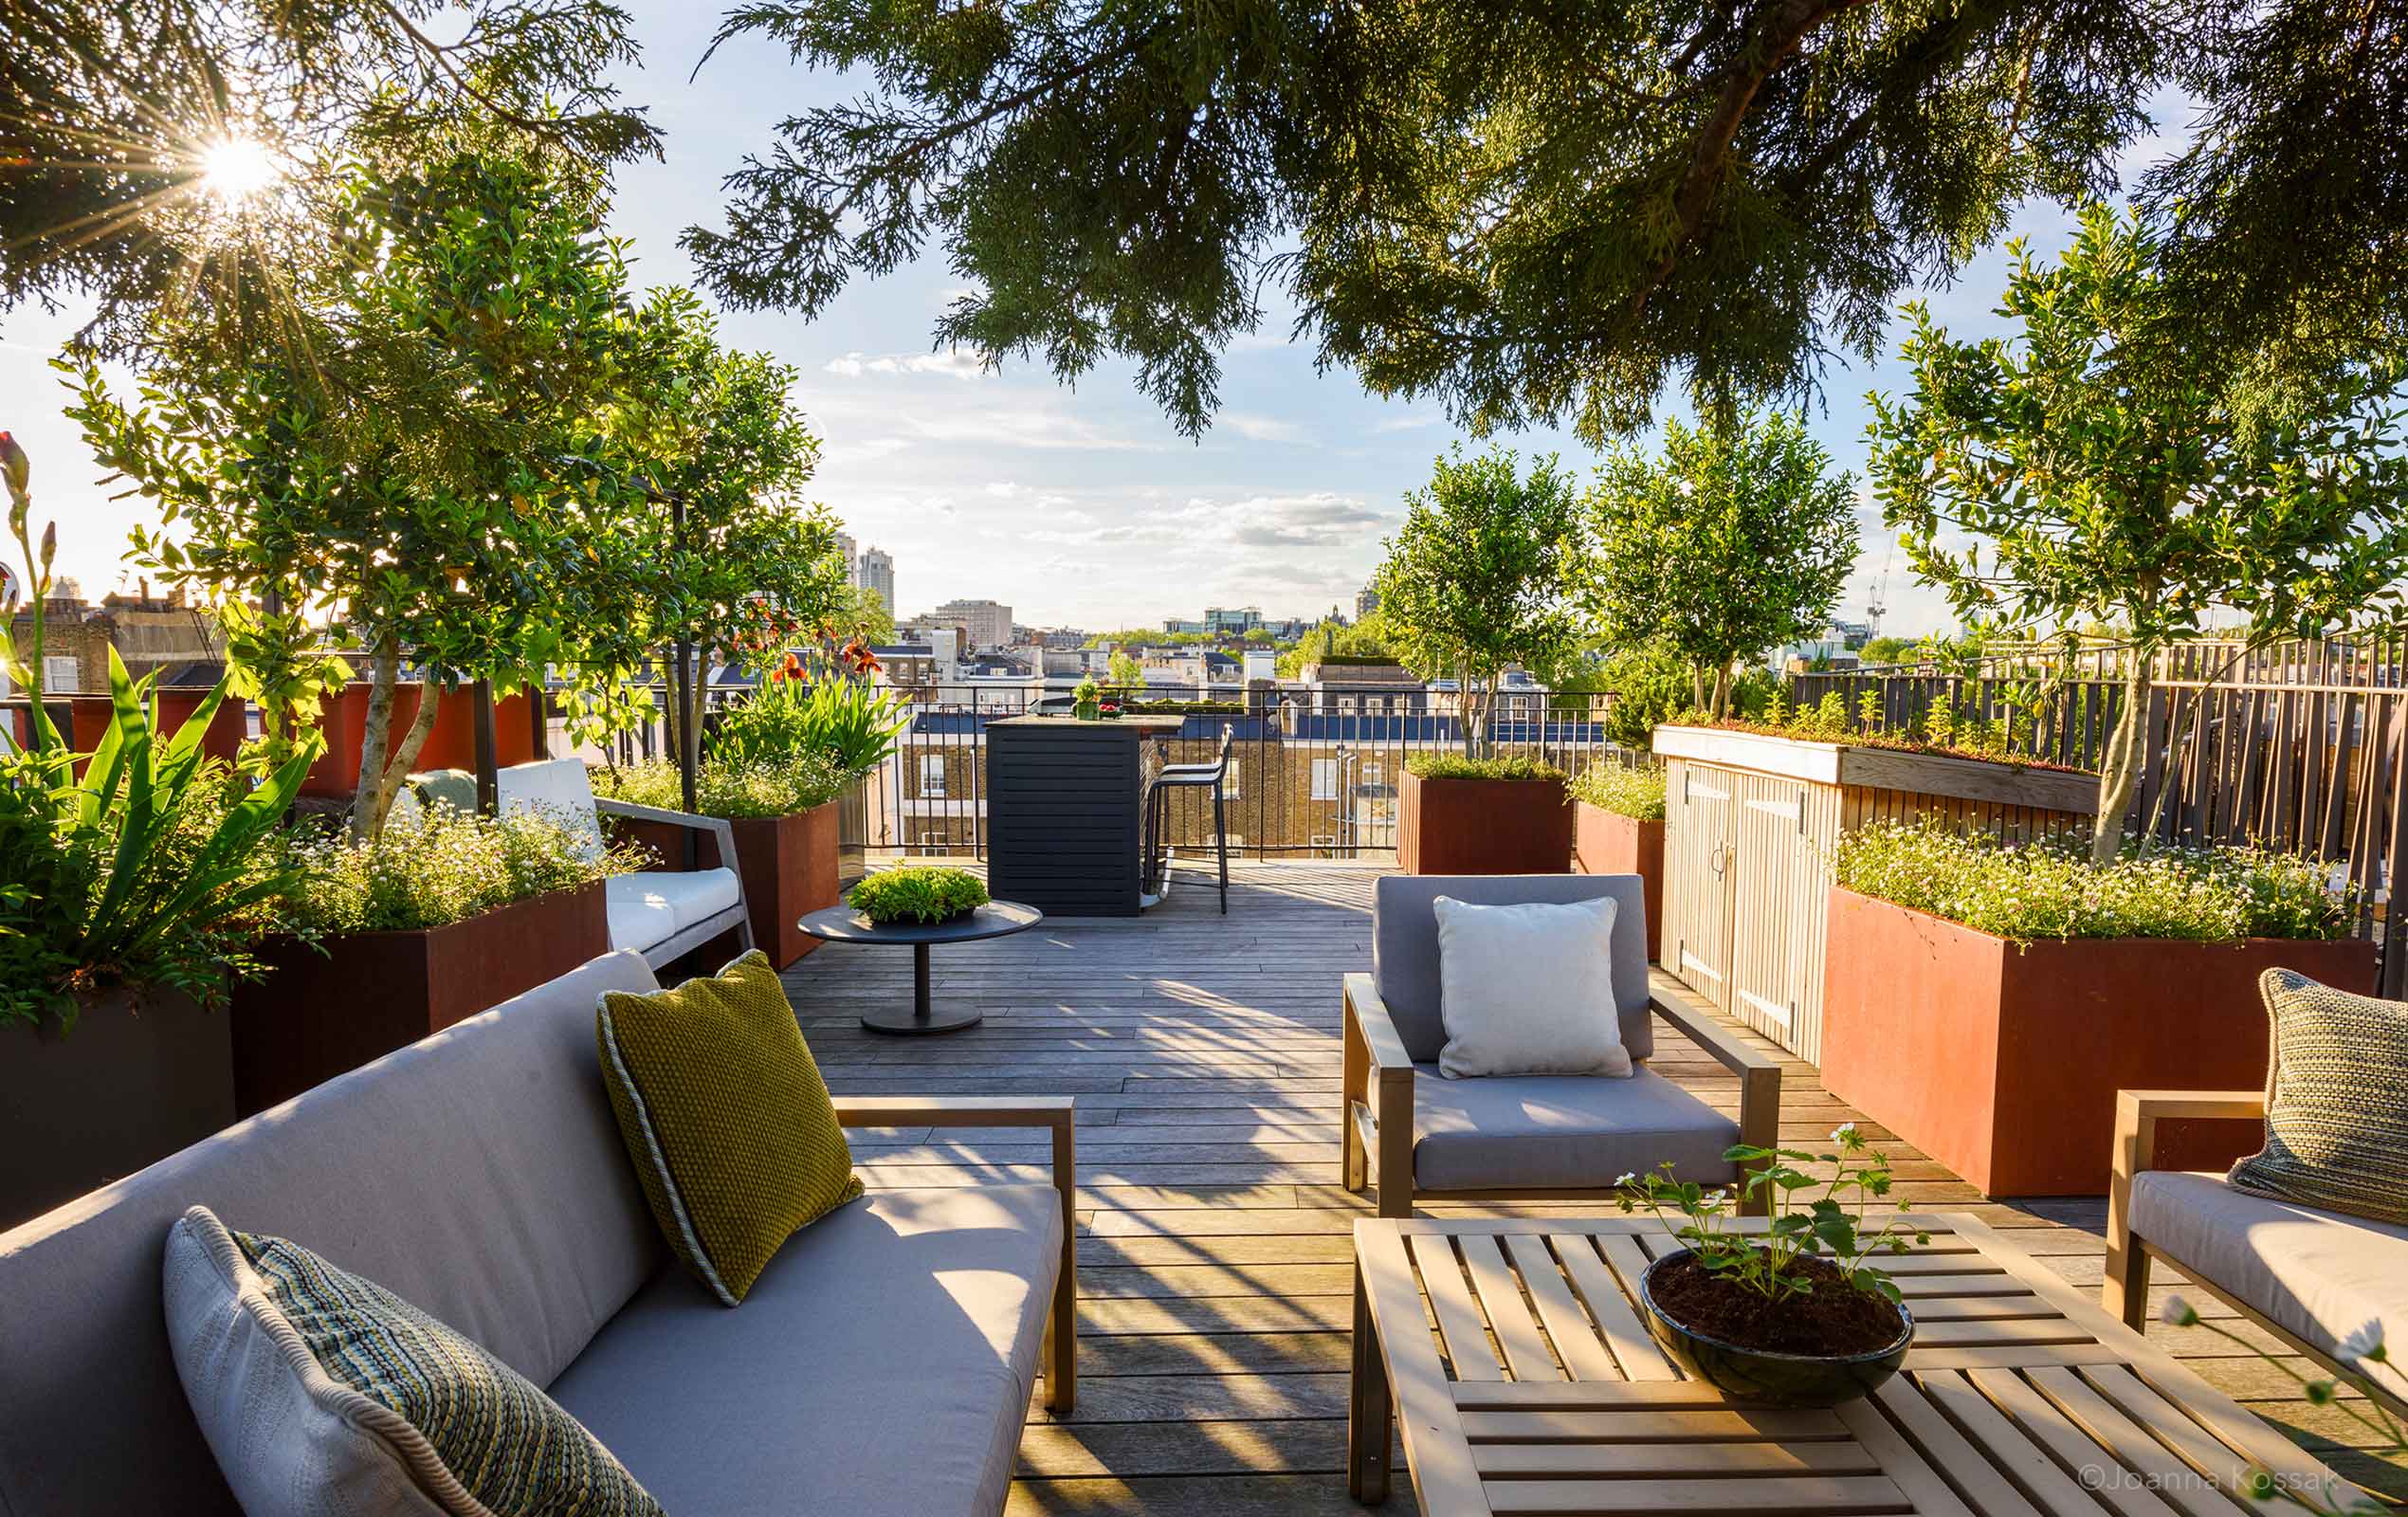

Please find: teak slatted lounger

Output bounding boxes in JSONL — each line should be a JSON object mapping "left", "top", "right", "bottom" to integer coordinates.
{"left": 1348, "top": 1213, "right": 2353, "bottom": 1517}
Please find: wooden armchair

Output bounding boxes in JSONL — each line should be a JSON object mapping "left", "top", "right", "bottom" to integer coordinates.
{"left": 1340, "top": 874, "right": 1782, "bottom": 1219}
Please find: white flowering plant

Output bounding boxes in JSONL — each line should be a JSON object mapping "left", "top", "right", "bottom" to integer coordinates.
{"left": 2159, "top": 1298, "right": 2400, "bottom": 1513}
{"left": 1833, "top": 824, "right": 2352, "bottom": 944}
{"left": 1617, "top": 1124, "right": 1930, "bottom": 1306}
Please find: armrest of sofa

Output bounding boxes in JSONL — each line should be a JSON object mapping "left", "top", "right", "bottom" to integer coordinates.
{"left": 1341, "top": 974, "right": 1416, "bottom": 1217}
{"left": 1648, "top": 976, "right": 1783, "bottom": 1216}
{"left": 593, "top": 796, "right": 740, "bottom": 875}
{"left": 834, "top": 1095, "right": 1077, "bottom": 1411}
{"left": 2103, "top": 1089, "right": 2266, "bottom": 1327}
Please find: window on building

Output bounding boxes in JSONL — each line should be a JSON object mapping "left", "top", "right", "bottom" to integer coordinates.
{"left": 1361, "top": 761, "right": 1383, "bottom": 787}
{"left": 42, "top": 656, "right": 78, "bottom": 694}
{"left": 921, "top": 753, "right": 947, "bottom": 798}
{"left": 1310, "top": 758, "right": 1340, "bottom": 800}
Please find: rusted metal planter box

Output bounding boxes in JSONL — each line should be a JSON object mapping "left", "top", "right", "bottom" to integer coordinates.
{"left": 732, "top": 804, "right": 840, "bottom": 969}
{"left": 1655, "top": 723, "right": 2097, "bottom": 1062}
{"left": 1574, "top": 803, "right": 1665, "bottom": 959}
{"left": 1820, "top": 886, "right": 2378, "bottom": 1197}
{"left": 0, "top": 989, "right": 231, "bottom": 1229}
{"left": 1397, "top": 769, "right": 1573, "bottom": 875}
{"left": 229, "top": 880, "right": 609, "bottom": 1115}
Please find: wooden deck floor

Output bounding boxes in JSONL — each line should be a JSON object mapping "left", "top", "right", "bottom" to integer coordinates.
{"left": 783, "top": 860, "right": 2406, "bottom": 1514}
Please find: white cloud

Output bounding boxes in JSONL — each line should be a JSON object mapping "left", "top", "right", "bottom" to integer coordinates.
{"left": 984, "top": 482, "right": 1025, "bottom": 499}
{"left": 1219, "top": 411, "right": 1312, "bottom": 445}
{"left": 1372, "top": 410, "right": 1445, "bottom": 433}
{"left": 824, "top": 348, "right": 994, "bottom": 382}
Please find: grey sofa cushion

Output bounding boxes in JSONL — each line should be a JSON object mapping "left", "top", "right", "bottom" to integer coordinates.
{"left": 550, "top": 1183, "right": 1064, "bottom": 1517}
{"left": 1375, "top": 873, "right": 1651, "bottom": 1064}
{"left": 2131, "top": 1169, "right": 2408, "bottom": 1404}
{"left": 0, "top": 950, "right": 665, "bottom": 1517}
{"left": 1409, "top": 1064, "right": 1738, "bottom": 1193}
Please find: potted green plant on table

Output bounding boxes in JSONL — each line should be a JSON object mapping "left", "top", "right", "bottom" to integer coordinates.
{"left": 1, "top": 444, "right": 316, "bottom": 1225}
{"left": 1570, "top": 764, "right": 1667, "bottom": 954}
{"left": 1072, "top": 677, "right": 1102, "bottom": 721}
{"left": 848, "top": 867, "right": 990, "bottom": 926}
{"left": 1398, "top": 754, "right": 1573, "bottom": 873}
{"left": 1823, "top": 824, "right": 2372, "bottom": 1196}
{"left": 230, "top": 801, "right": 630, "bottom": 1115}
{"left": 1619, "top": 1125, "right": 1927, "bottom": 1407}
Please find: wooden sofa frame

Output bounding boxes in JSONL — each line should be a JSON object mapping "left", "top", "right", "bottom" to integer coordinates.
{"left": 2104, "top": 1087, "right": 2405, "bottom": 1419}
{"left": 1340, "top": 970, "right": 1783, "bottom": 1219}
{"left": 833, "top": 1094, "right": 1077, "bottom": 1413}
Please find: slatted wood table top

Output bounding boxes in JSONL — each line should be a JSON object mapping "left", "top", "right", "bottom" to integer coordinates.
{"left": 1349, "top": 1213, "right": 2350, "bottom": 1517}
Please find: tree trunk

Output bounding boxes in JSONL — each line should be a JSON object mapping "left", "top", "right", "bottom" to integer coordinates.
{"left": 2091, "top": 653, "right": 2152, "bottom": 864}
{"left": 347, "top": 635, "right": 446, "bottom": 842}
{"left": 1691, "top": 665, "right": 1708, "bottom": 713}
{"left": 348, "top": 637, "right": 401, "bottom": 840}
{"left": 1710, "top": 663, "right": 1732, "bottom": 719}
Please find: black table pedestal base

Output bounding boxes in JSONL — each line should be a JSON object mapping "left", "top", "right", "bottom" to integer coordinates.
{"left": 860, "top": 942, "right": 985, "bottom": 1035}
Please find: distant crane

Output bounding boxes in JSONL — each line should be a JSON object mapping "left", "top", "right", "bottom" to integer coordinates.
{"left": 1865, "top": 542, "right": 1894, "bottom": 647}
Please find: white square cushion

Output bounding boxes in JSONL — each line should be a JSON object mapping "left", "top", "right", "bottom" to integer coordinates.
{"left": 605, "top": 869, "right": 741, "bottom": 952}
{"left": 1432, "top": 893, "right": 1630, "bottom": 1080}
{"left": 496, "top": 758, "right": 608, "bottom": 862}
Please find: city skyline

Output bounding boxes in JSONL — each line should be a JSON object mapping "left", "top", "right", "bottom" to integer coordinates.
{"left": 0, "top": 6, "right": 2188, "bottom": 639}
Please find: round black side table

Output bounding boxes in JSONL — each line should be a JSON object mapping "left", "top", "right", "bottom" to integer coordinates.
{"left": 795, "top": 900, "right": 1043, "bottom": 1034}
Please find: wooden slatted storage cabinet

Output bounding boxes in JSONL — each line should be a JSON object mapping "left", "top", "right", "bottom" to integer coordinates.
{"left": 1655, "top": 724, "right": 2096, "bottom": 1062}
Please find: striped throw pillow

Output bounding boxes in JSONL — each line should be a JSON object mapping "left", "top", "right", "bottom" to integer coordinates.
{"left": 2228, "top": 970, "right": 2408, "bottom": 1226}
{"left": 164, "top": 1206, "right": 661, "bottom": 1517}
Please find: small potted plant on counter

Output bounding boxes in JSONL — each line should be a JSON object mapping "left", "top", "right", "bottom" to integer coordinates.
{"left": 1072, "top": 677, "right": 1102, "bottom": 721}
{"left": 848, "top": 866, "right": 991, "bottom": 925}
{"left": 1618, "top": 1124, "right": 1926, "bottom": 1406}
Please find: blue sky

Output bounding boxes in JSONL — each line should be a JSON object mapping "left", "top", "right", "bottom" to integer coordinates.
{"left": 0, "top": 8, "right": 2189, "bottom": 636}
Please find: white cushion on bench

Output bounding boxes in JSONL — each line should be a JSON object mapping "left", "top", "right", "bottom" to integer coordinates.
{"left": 2132, "top": 1170, "right": 2408, "bottom": 1401}
{"left": 606, "top": 869, "right": 741, "bottom": 954}
{"left": 496, "top": 758, "right": 608, "bottom": 862}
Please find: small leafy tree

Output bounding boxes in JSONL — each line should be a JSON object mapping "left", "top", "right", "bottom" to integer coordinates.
{"left": 1580, "top": 410, "right": 1857, "bottom": 718}
{"left": 1106, "top": 649, "right": 1144, "bottom": 692}
{"left": 73, "top": 140, "right": 656, "bottom": 840}
{"left": 1869, "top": 207, "right": 2408, "bottom": 861}
{"left": 1373, "top": 446, "right": 1581, "bottom": 756}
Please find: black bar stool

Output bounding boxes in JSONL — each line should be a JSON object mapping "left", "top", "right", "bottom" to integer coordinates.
{"left": 1142, "top": 725, "right": 1234, "bottom": 914}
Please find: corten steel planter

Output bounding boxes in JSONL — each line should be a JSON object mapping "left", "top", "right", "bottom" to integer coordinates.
{"left": 1397, "top": 769, "right": 1573, "bottom": 875}
{"left": 0, "top": 988, "right": 234, "bottom": 1229}
{"left": 66, "top": 691, "right": 247, "bottom": 777}
{"left": 229, "top": 880, "right": 609, "bottom": 1116}
{"left": 1575, "top": 802, "right": 1665, "bottom": 957}
{"left": 1820, "top": 886, "right": 2379, "bottom": 1197}
{"left": 301, "top": 682, "right": 540, "bottom": 798}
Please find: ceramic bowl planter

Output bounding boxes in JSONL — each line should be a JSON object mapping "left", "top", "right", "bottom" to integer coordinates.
{"left": 1398, "top": 768, "right": 1573, "bottom": 874}
{"left": 1820, "top": 886, "right": 2380, "bottom": 1196}
{"left": 228, "top": 880, "right": 609, "bottom": 1116}
{"left": 0, "top": 988, "right": 234, "bottom": 1229}
{"left": 1574, "top": 803, "right": 1665, "bottom": 958}
{"left": 1636, "top": 1248, "right": 1914, "bottom": 1407}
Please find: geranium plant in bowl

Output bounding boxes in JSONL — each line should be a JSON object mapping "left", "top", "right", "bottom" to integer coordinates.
{"left": 1618, "top": 1124, "right": 1926, "bottom": 1406}
{"left": 848, "top": 867, "right": 991, "bottom": 926}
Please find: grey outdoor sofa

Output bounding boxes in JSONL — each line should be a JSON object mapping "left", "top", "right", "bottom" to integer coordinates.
{"left": 0, "top": 950, "right": 1074, "bottom": 1517}
{"left": 1341, "top": 873, "right": 1782, "bottom": 1218}
{"left": 2105, "top": 1087, "right": 2408, "bottom": 1415}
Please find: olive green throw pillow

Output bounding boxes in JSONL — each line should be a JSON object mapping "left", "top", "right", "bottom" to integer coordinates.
{"left": 597, "top": 950, "right": 863, "bottom": 1305}
{"left": 2228, "top": 969, "right": 2408, "bottom": 1226}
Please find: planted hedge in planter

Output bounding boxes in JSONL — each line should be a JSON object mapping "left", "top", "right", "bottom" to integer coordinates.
{"left": 1821, "top": 828, "right": 2374, "bottom": 1196}
{"left": 1571, "top": 766, "right": 1667, "bottom": 955}
{"left": 230, "top": 807, "right": 621, "bottom": 1114}
{"left": 1397, "top": 755, "right": 1572, "bottom": 874}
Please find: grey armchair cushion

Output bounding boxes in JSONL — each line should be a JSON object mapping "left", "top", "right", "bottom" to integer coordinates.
{"left": 549, "top": 1183, "right": 1063, "bottom": 1517}
{"left": 0, "top": 951, "right": 666, "bottom": 1517}
{"left": 1375, "top": 873, "right": 1651, "bottom": 1064}
{"left": 1409, "top": 1065, "right": 1738, "bottom": 1192}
